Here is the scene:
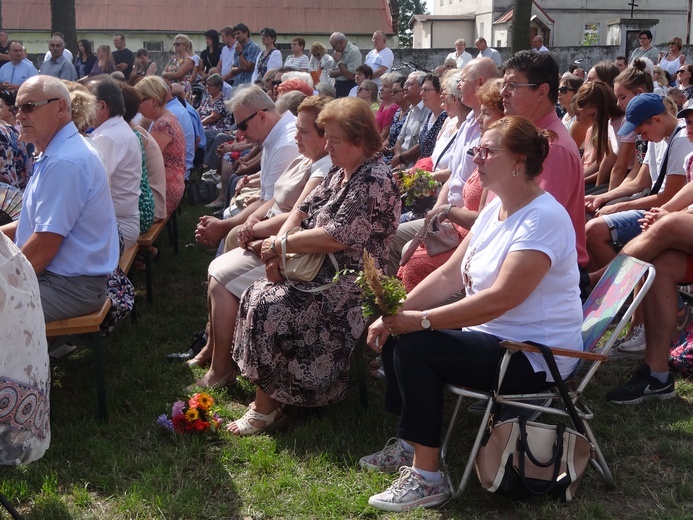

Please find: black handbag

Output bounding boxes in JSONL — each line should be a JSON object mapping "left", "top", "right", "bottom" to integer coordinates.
{"left": 186, "top": 180, "right": 218, "bottom": 205}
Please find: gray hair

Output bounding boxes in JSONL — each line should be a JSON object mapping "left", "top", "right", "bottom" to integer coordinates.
{"left": 275, "top": 91, "right": 306, "bottom": 116}
{"left": 281, "top": 71, "right": 314, "bottom": 88}
{"left": 316, "top": 83, "right": 336, "bottom": 98}
{"left": 443, "top": 71, "right": 462, "bottom": 100}
{"left": 206, "top": 73, "right": 223, "bottom": 88}
{"left": 330, "top": 32, "right": 347, "bottom": 44}
{"left": 380, "top": 72, "right": 399, "bottom": 86}
{"left": 408, "top": 71, "right": 426, "bottom": 86}
{"left": 226, "top": 84, "right": 275, "bottom": 114}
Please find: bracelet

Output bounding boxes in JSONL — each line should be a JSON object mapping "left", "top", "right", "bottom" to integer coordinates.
{"left": 444, "top": 203, "right": 456, "bottom": 217}
{"left": 269, "top": 238, "right": 277, "bottom": 255}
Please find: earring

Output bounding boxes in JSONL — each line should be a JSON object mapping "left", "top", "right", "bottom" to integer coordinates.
{"left": 512, "top": 168, "right": 519, "bottom": 177}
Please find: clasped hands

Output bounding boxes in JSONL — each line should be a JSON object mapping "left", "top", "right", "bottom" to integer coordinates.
{"left": 366, "top": 312, "right": 423, "bottom": 353}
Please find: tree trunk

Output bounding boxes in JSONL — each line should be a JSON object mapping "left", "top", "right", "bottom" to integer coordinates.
{"left": 50, "top": 0, "right": 77, "bottom": 57}
{"left": 511, "top": 0, "right": 532, "bottom": 54}
{"left": 0, "top": 0, "right": 4, "bottom": 30}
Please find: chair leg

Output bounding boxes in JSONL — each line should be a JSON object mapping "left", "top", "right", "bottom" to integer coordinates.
{"left": 582, "top": 420, "right": 616, "bottom": 488}
{"left": 166, "top": 212, "right": 179, "bottom": 254}
{"left": 0, "top": 491, "right": 23, "bottom": 520}
{"left": 144, "top": 248, "right": 153, "bottom": 304}
{"left": 90, "top": 331, "right": 109, "bottom": 422}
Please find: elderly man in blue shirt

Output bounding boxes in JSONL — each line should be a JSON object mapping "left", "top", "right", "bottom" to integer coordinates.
{"left": 39, "top": 36, "right": 77, "bottom": 81}
{"left": 0, "top": 75, "right": 118, "bottom": 322}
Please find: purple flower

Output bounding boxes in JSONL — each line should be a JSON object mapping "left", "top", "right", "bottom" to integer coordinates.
{"left": 171, "top": 400, "right": 186, "bottom": 417}
{"left": 157, "top": 414, "right": 173, "bottom": 431}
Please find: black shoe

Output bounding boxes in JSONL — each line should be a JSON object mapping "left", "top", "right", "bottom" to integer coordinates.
{"left": 165, "top": 331, "right": 207, "bottom": 362}
{"left": 606, "top": 363, "right": 676, "bottom": 405}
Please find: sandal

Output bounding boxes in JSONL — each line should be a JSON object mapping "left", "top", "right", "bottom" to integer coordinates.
{"left": 228, "top": 405, "right": 288, "bottom": 436}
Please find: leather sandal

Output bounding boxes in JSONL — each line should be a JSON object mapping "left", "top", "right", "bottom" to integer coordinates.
{"left": 228, "top": 405, "right": 288, "bottom": 436}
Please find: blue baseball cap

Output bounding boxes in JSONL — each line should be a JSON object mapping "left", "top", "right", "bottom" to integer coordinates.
{"left": 618, "top": 93, "right": 666, "bottom": 135}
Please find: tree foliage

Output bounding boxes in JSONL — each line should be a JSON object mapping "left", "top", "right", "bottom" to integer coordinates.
{"left": 398, "top": 0, "right": 429, "bottom": 48}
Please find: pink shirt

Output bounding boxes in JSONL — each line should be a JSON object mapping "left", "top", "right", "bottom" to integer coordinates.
{"left": 534, "top": 110, "right": 588, "bottom": 267}
{"left": 376, "top": 103, "right": 400, "bottom": 132}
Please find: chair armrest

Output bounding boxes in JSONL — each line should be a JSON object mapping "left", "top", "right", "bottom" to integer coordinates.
{"left": 499, "top": 340, "right": 607, "bottom": 362}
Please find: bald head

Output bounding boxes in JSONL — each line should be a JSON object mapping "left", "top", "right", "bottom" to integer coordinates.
{"left": 457, "top": 58, "right": 500, "bottom": 112}
{"left": 170, "top": 83, "right": 185, "bottom": 101}
{"left": 467, "top": 57, "right": 500, "bottom": 82}
{"left": 16, "top": 76, "right": 72, "bottom": 151}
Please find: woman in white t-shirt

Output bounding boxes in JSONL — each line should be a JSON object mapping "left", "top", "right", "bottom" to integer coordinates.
{"left": 360, "top": 115, "right": 583, "bottom": 512}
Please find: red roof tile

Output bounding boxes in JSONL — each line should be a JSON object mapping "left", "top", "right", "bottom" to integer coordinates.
{"left": 3, "top": 0, "right": 394, "bottom": 34}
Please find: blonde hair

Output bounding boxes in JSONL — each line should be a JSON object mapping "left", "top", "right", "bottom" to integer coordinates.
{"left": 63, "top": 80, "right": 96, "bottom": 132}
{"left": 135, "top": 75, "right": 169, "bottom": 105}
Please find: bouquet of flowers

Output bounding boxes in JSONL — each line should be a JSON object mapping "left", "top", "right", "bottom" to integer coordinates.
{"left": 394, "top": 168, "right": 441, "bottom": 207}
{"left": 157, "top": 392, "right": 223, "bottom": 434}
{"left": 353, "top": 251, "right": 407, "bottom": 318}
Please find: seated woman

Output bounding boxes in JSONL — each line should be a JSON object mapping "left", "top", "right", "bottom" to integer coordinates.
{"left": 0, "top": 91, "right": 30, "bottom": 190}
{"left": 226, "top": 98, "right": 400, "bottom": 436}
{"left": 397, "top": 79, "right": 504, "bottom": 292}
{"left": 356, "top": 79, "right": 380, "bottom": 113}
{"left": 375, "top": 72, "right": 401, "bottom": 141}
{"left": 200, "top": 73, "right": 234, "bottom": 165}
{"left": 135, "top": 76, "right": 186, "bottom": 215}
{"left": 187, "top": 96, "right": 334, "bottom": 384}
{"left": 360, "top": 116, "right": 583, "bottom": 512}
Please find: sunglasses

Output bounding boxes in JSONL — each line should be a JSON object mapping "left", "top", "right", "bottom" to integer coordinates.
{"left": 558, "top": 86, "right": 574, "bottom": 94}
{"left": 10, "top": 98, "right": 59, "bottom": 116}
{"left": 173, "top": 42, "right": 185, "bottom": 47}
{"left": 235, "top": 109, "right": 267, "bottom": 131}
{"left": 678, "top": 70, "right": 688, "bottom": 74}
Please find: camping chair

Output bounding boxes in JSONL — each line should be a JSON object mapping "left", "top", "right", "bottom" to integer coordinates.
{"left": 440, "top": 253, "right": 656, "bottom": 499}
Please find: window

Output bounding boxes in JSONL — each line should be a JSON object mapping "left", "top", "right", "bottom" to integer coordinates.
{"left": 582, "top": 24, "right": 599, "bottom": 46}
{"left": 143, "top": 41, "right": 163, "bottom": 52}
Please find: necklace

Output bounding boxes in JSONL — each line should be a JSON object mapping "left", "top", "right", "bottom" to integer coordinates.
{"left": 500, "top": 183, "right": 539, "bottom": 220}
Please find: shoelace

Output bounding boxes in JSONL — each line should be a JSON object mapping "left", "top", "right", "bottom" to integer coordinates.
{"left": 389, "top": 467, "right": 421, "bottom": 498}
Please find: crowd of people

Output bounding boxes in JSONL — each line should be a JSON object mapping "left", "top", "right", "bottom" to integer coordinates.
{"left": 1, "top": 23, "right": 693, "bottom": 512}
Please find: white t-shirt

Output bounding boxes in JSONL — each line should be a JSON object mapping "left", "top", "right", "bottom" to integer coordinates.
{"left": 464, "top": 193, "right": 583, "bottom": 380}
{"left": 365, "top": 47, "right": 394, "bottom": 86}
{"left": 445, "top": 50, "right": 472, "bottom": 69}
{"left": 284, "top": 54, "right": 310, "bottom": 71}
{"left": 645, "top": 122, "right": 691, "bottom": 193}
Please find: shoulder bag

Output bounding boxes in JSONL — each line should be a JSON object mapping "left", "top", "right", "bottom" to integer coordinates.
{"left": 279, "top": 227, "right": 339, "bottom": 293}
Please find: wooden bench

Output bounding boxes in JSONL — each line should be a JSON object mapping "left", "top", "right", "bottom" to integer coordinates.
{"left": 137, "top": 209, "right": 179, "bottom": 303}
{"left": 45, "top": 298, "right": 112, "bottom": 422}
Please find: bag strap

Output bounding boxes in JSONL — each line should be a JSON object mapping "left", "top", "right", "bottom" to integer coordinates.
{"left": 280, "top": 227, "right": 339, "bottom": 293}
{"left": 432, "top": 130, "right": 459, "bottom": 170}
{"left": 516, "top": 419, "right": 565, "bottom": 495}
{"left": 650, "top": 125, "right": 683, "bottom": 195}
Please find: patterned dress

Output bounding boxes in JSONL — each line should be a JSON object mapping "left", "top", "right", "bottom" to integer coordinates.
{"left": 383, "top": 108, "right": 409, "bottom": 162}
{"left": 418, "top": 111, "right": 448, "bottom": 159}
{"left": 398, "top": 169, "right": 485, "bottom": 292}
{"left": 134, "top": 130, "right": 155, "bottom": 233}
{"left": 0, "top": 124, "right": 31, "bottom": 190}
{"left": 164, "top": 55, "right": 194, "bottom": 95}
{"left": 199, "top": 93, "right": 233, "bottom": 133}
{"left": 233, "top": 158, "right": 401, "bottom": 407}
{"left": 151, "top": 115, "right": 186, "bottom": 214}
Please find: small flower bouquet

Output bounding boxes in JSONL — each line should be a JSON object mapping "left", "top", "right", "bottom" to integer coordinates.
{"left": 353, "top": 251, "right": 407, "bottom": 318}
{"left": 395, "top": 168, "right": 441, "bottom": 207}
{"left": 157, "top": 392, "right": 223, "bottom": 434}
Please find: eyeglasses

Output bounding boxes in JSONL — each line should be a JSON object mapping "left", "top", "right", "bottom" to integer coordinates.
{"left": 497, "top": 81, "right": 538, "bottom": 93}
{"left": 677, "top": 70, "right": 687, "bottom": 74}
{"left": 558, "top": 86, "right": 574, "bottom": 94}
{"left": 420, "top": 87, "right": 437, "bottom": 93}
{"left": 271, "top": 80, "right": 282, "bottom": 86}
{"left": 471, "top": 145, "right": 504, "bottom": 160}
{"left": 235, "top": 109, "right": 267, "bottom": 131}
{"left": 357, "top": 87, "right": 368, "bottom": 93}
{"left": 10, "top": 98, "right": 59, "bottom": 116}
{"left": 391, "top": 89, "right": 404, "bottom": 94}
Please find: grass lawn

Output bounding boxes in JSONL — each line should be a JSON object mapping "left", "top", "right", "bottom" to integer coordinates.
{"left": 2, "top": 203, "right": 693, "bottom": 519}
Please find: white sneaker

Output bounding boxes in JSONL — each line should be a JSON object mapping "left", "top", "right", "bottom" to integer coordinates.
{"left": 368, "top": 466, "right": 450, "bottom": 512}
{"left": 617, "top": 324, "right": 646, "bottom": 353}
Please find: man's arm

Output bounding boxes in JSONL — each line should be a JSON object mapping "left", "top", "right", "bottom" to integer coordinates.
{"left": 20, "top": 231, "right": 63, "bottom": 274}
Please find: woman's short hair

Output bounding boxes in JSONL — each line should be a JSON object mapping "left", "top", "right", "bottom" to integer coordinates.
{"left": 380, "top": 72, "right": 398, "bottom": 86}
{"left": 489, "top": 115, "right": 555, "bottom": 179}
{"left": 275, "top": 91, "right": 306, "bottom": 116}
{"left": 560, "top": 73, "right": 584, "bottom": 94}
{"left": 292, "top": 37, "right": 306, "bottom": 49}
{"left": 260, "top": 27, "right": 277, "bottom": 42}
{"left": 136, "top": 48, "right": 148, "bottom": 58}
{"left": 668, "top": 37, "right": 683, "bottom": 51}
{"left": 316, "top": 83, "right": 336, "bottom": 98}
{"left": 360, "top": 80, "right": 379, "bottom": 103}
{"left": 135, "top": 75, "right": 169, "bottom": 106}
{"left": 476, "top": 80, "right": 503, "bottom": 113}
{"left": 356, "top": 65, "right": 373, "bottom": 78}
{"left": 119, "top": 83, "right": 142, "bottom": 123}
{"left": 310, "top": 42, "right": 327, "bottom": 57}
{"left": 614, "top": 59, "right": 654, "bottom": 93}
{"left": 297, "top": 95, "right": 332, "bottom": 136}
{"left": 422, "top": 73, "right": 441, "bottom": 92}
{"left": 280, "top": 71, "right": 314, "bottom": 88}
{"left": 277, "top": 78, "right": 313, "bottom": 97}
{"left": 63, "top": 81, "right": 96, "bottom": 133}
{"left": 316, "top": 97, "right": 382, "bottom": 158}
{"left": 444, "top": 58, "right": 457, "bottom": 68}
{"left": 205, "top": 73, "right": 223, "bottom": 89}
{"left": 441, "top": 70, "right": 462, "bottom": 100}
{"left": 226, "top": 84, "right": 275, "bottom": 114}
{"left": 174, "top": 34, "right": 192, "bottom": 49}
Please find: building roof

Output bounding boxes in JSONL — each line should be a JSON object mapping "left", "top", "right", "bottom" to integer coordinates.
{"left": 4, "top": 0, "right": 394, "bottom": 35}
{"left": 494, "top": 1, "right": 555, "bottom": 24}
{"left": 410, "top": 14, "right": 475, "bottom": 25}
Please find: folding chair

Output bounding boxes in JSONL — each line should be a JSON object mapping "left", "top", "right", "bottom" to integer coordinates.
{"left": 440, "top": 253, "right": 656, "bottom": 499}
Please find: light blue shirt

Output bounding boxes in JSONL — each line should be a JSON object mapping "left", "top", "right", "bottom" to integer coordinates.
{"left": 185, "top": 100, "right": 206, "bottom": 149}
{"left": 166, "top": 97, "right": 194, "bottom": 174}
{"left": 16, "top": 122, "right": 119, "bottom": 277}
{"left": 39, "top": 54, "right": 77, "bottom": 81}
{"left": 232, "top": 39, "right": 260, "bottom": 87}
{"left": 0, "top": 60, "right": 38, "bottom": 86}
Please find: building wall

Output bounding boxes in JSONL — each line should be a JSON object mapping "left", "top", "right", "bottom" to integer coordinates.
{"left": 412, "top": 20, "right": 476, "bottom": 49}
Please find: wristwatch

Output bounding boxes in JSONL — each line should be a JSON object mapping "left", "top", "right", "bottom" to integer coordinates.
{"left": 336, "top": 61, "right": 343, "bottom": 67}
{"left": 421, "top": 310, "right": 432, "bottom": 330}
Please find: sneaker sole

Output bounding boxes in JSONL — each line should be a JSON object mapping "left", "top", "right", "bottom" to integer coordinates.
{"left": 608, "top": 348, "right": 646, "bottom": 360}
{"left": 609, "top": 390, "right": 676, "bottom": 405}
{"left": 368, "top": 491, "right": 449, "bottom": 512}
{"left": 359, "top": 459, "right": 408, "bottom": 474}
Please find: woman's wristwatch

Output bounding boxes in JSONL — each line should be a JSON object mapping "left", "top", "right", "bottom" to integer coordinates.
{"left": 421, "top": 310, "right": 431, "bottom": 330}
